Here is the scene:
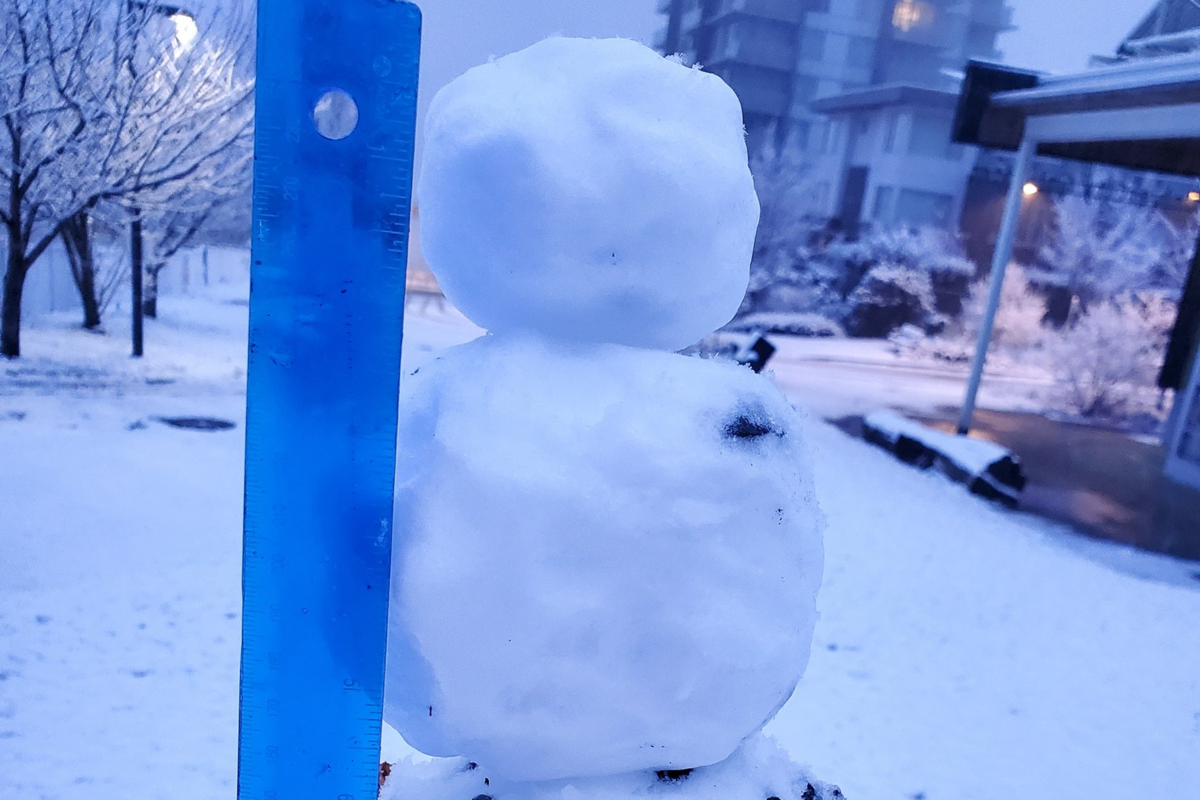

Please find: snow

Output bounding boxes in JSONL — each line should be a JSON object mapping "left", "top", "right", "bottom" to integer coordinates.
{"left": 417, "top": 37, "right": 759, "bottom": 351}
{"left": 393, "top": 37, "right": 821, "bottom": 785}
{"left": 379, "top": 733, "right": 842, "bottom": 800}
{"left": 2, "top": 283, "right": 1199, "bottom": 799}
{"left": 384, "top": 335, "right": 823, "bottom": 781}
{"left": 772, "top": 420, "right": 1200, "bottom": 800}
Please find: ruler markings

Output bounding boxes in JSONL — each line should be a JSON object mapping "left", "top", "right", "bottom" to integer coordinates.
{"left": 237, "top": 2, "right": 421, "bottom": 799}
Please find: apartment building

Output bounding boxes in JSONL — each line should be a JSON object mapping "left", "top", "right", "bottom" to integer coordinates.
{"left": 656, "top": 0, "right": 1014, "bottom": 231}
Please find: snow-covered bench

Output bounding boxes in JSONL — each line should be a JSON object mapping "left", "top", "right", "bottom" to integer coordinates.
{"left": 862, "top": 411, "right": 1026, "bottom": 507}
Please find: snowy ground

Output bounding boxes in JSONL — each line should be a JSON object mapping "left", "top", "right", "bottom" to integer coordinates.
{"left": 2, "top": 282, "right": 1198, "bottom": 799}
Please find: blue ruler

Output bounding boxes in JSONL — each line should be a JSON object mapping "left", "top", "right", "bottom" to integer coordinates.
{"left": 238, "top": 2, "right": 420, "bottom": 799}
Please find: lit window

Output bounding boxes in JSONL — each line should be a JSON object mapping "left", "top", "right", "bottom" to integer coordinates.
{"left": 892, "top": 0, "right": 924, "bottom": 33}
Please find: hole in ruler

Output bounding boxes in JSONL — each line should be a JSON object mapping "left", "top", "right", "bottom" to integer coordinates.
{"left": 312, "top": 89, "right": 359, "bottom": 140}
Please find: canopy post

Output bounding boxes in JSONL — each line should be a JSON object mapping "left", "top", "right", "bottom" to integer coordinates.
{"left": 958, "top": 136, "right": 1035, "bottom": 435}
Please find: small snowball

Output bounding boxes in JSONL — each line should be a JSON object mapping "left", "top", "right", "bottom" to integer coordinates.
{"left": 417, "top": 37, "right": 760, "bottom": 351}
{"left": 384, "top": 338, "right": 824, "bottom": 781}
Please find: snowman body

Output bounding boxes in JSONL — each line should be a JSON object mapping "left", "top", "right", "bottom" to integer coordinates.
{"left": 384, "top": 38, "right": 824, "bottom": 784}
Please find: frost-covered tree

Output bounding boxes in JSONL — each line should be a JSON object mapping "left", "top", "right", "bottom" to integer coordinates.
{"left": 1156, "top": 208, "right": 1200, "bottom": 296}
{"left": 739, "top": 129, "right": 826, "bottom": 314}
{"left": 962, "top": 263, "right": 1047, "bottom": 353}
{"left": 58, "top": 209, "right": 125, "bottom": 330}
{"left": 1033, "top": 194, "right": 1170, "bottom": 309}
{"left": 0, "top": 0, "right": 253, "bottom": 355}
{"left": 139, "top": 146, "right": 252, "bottom": 319}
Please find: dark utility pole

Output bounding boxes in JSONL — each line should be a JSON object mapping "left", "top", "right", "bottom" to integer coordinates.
{"left": 131, "top": 209, "right": 144, "bottom": 357}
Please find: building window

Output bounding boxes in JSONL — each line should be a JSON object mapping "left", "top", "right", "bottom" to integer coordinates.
{"left": 896, "top": 188, "right": 953, "bottom": 228}
{"left": 892, "top": 0, "right": 927, "bottom": 33}
{"left": 793, "top": 75, "right": 819, "bottom": 106}
{"left": 809, "top": 120, "right": 828, "bottom": 153}
{"left": 785, "top": 120, "right": 812, "bottom": 151}
{"left": 907, "top": 112, "right": 955, "bottom": 159}
{"left": 821, "top": 121, "right": 843, "bottom": 154}
{"left": 723, "top": 26, "right": 741, "bottom": 59}
{"left": 814, "top": 182, "right": 832, "bottom": 211}
{"left": 799, "top": 28, "right": 825, "bottom": 63}
{"left": 882, "top": 112, "right": 899, "bottom": 153}
{"left": 846, "top": 36, "right": 874, "bottom": 70}
{"left": 872, "top": 185, "right": 895, "bottom": 223}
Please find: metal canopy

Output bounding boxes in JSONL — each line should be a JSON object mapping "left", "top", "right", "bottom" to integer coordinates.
{"left": 951, "top": 53, "right": 1200, "bottom": 458}
{"left": 954, "top": 56, "right": 1200, "bottom": 177}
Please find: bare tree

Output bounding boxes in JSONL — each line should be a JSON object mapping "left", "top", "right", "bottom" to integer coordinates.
{"left": 0, "top": 0, "right": 253, "bottom": 356}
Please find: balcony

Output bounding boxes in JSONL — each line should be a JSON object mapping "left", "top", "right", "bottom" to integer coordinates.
{"left": 708, "top": 40, "right": 796, "bottom": 72}
{"left": 969, "top": 1, "right": 1015, "bottom": 31}
{"left": 703, "top": 0, "right": 806, "bottom": 26}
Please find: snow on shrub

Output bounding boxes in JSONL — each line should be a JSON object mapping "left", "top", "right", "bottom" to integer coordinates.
{"left": 864, "top": 227, "right": 976, "bottom": 316}
{"left": 724, "top": 311, "right": 845, "bottom": 338}
{"left": 812, "top": 225, "right": 975, "bottom": 337}
{"left": 961, "top": 263, "right": 1047, "bottom": 353}
{"left": 843, "top": 262, "right": 940, "bottom": 338}
{"left": 1048, "top": 293, "right": 1174, "bottom": 418}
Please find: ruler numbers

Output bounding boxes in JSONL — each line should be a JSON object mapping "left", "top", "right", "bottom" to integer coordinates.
{"left": 238, "top": 2, "right": 421, "bottom": 799}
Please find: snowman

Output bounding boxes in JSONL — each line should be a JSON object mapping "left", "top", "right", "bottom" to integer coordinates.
{"left": 383, "top": 37, "right": 826, "bottom": 795}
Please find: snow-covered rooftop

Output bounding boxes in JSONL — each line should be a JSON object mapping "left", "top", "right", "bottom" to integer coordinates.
{"left": 991, "top": 49, "right": 1200, "bottom": 111}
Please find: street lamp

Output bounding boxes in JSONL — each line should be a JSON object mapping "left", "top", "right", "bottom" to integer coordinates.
{"left": 170, "top": 12, "right": 198, "bottom": 49}
{"left": 126, "top": 1, "right": 196, "bottom": 358}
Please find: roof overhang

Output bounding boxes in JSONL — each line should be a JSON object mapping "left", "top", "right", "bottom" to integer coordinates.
{"left": 953, "top": 55, "right": 1200, "bottom": 176}
{"left": 812, "top": 83, "right": 960, "bottom": 115}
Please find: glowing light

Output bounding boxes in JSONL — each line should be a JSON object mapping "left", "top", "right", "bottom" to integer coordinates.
{"left": 1188, "top": 191, "right": 1200, "bottom": 202}
{"left": 1022, "top": 182, "right": 1039, "bottom": 197}
{"left": 892, "top": 0, "right": 924, "bottom": 32}
{"left": 170, "top": 12, "right": 198, "bottom": 49}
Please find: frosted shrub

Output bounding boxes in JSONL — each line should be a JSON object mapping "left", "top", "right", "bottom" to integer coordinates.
{"left": 962, "top": 264, "right": 1047, "bottom": 353}
{"left": 866, "top": 227, "right": 976, "bottom": 316}
{"left": 1048, "top": 294, "right": 1174, "bottom": 418}
{"left": 844, "top": 262, "right": 940, "bottom": 338}
{"left": 817, "top": 225, "right": 975, "bottom": 337}
{"left": 725, "top": 310, "right": 845, "bottom": 338}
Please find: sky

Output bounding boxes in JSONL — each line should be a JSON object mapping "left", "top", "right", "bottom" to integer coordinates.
{"left": 999, "top": 0, "right": 1152, "bottom": 73}
{"left": 414, "top": 0, "right": 660, "bottom": 131}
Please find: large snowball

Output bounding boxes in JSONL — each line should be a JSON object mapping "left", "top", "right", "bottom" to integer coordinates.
{"left": 384, "top": 337, "right": 824, "bottom": 781}
{"left": 417, "top": 38, "right": 760, "bottom": 352}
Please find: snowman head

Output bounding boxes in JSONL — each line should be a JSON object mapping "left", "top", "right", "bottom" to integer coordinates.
{"left": 418, "top": 37, "right": 760, "bottom": 352}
